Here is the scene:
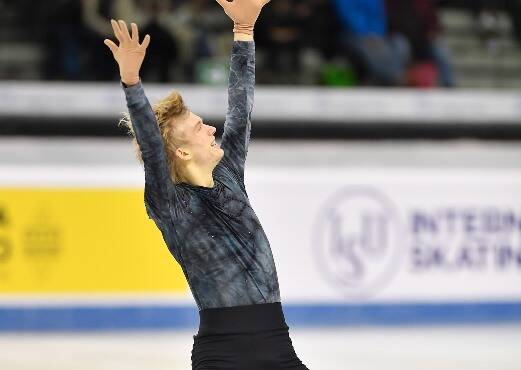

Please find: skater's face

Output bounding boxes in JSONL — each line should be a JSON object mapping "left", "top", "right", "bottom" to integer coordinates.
{"left": 172, "top": 111, "right": 224, "bottom": 168}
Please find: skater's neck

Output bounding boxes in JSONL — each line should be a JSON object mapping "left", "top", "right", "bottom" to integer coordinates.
{"left": 177, "top": 164, "right": 215, "bottom": 188}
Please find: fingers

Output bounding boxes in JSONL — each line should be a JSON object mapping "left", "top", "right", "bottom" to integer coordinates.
{"left": 110, "top": 19, "right": 123, "bottom": 42}
{"left": 140, "top": 34, "right": 151, "bottom": 50}
{"left": 110, "top": 19, "right": 147, "bottom": 48}
{"left": 103, "top": 39, "right": 118, "bottom": 55}
{"left": 131, "top": 22, "right": 139, "bottom": 42}
{"left": 118, "top": 20, "right": 132, "bottom": 42}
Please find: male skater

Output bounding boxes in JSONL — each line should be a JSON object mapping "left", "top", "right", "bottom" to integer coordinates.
{"left": 104, "top": 1, "right": 309, "bottom": 369}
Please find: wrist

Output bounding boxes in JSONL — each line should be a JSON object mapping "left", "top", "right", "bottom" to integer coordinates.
{"left": 121, "top": 75, "right": 140, "bottom": 86}
{"left": 234, "top": 32, "right": 254, "bottom": 41}
{"left": 233, "top": 23, "right": 254, "bottom": 37}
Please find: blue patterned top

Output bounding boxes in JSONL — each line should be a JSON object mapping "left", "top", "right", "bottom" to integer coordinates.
{"left": 122, "top": 41, "right": 281, "bottom": 310}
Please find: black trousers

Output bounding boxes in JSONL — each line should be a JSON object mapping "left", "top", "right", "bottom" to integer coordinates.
{"left": 191, "top": 302, "right": 310, "bottom": 370}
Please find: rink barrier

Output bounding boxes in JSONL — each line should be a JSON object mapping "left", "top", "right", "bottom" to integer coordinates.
{"left": 1, "top": 82, "right": 520, "bottom": 124}
{"left": 2, "top": 83, "right": 521, "bottom": 138}
{"left": 0, "top": 301, "right": 520, "bottom": 331}
{"left": 1, "top": 169, "right": 520, "bottom": 331}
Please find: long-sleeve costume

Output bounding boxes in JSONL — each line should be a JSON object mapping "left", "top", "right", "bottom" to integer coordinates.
{"left": 122, "top": 41, "right": 281, "bottom": 310}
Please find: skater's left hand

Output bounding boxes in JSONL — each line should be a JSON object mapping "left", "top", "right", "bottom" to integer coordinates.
{"left": 215, "top": 0, "right": 271, "bottom": 35}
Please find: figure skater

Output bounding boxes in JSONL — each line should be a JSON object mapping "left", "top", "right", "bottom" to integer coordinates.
{"left": 104, "top": 1, "right": 309, "bottom": 368}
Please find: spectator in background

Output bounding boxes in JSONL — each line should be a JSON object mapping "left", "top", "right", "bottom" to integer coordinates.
{"left": 135, "top": 0, "right": 229, "bottom": 83}
{"left": 469, "top": 0, "right": 505, "bottom": 38}
{"left": 294, "top": 0, "right": 343, "bottom": 84}
{"left": 80, "top": 0, "right": 127, "bottom": 80}
{"left": 193, "top": 0, "right": 231, "bottom": 58}
{"left": 295, "top": 0, "right": 341, "bottom": 59}
{"left": 169, "top": 0, "right": 231, "bottom": 83}
{"left": 255, "top": 0, "right": 301, "bottom": 83}
{"left": 154, "top": 0, "right": 199, "bottom": 81}
{"left": 470, "top": 0, "right": 521, "bottom": 46}
{"left": 81, "top": 0, "right": 180, "bottom": 82}
{"left": 43, "top": 0, "right": 137, "bottom": 80}
{"left": 137, "top": 0, "right": 180, "bottom": 82}
{"left": 43, "top": 0, "right": 86, "bottom": 80}
{"left": 386, "top": 0, "right": 456, "bottom": 87}
{"left": 508, "top": 0, "right": 521, "bottom": 46}
{"left": 333, "top": 0, "right": 408, "bottom": 86}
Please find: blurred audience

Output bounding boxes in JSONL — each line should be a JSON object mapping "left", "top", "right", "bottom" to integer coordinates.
{"left": 386, "top": 0, "right": 456, "bottom": 87}
{"left": 3, "top": 0, "right": 519, "bottom": 87}
{"left": 511, "top": 1, "right": 521, "bottom": 46}
{"left": 468, "top": 0, "right": 521, "bottom": 46}
{"left": 294, "top": 0, "right": 343, "bottom": 84}
{"left": 81, "top": 0, "right": 180, "bottom": 82}
{"left": 333, "top": 0, "right": 409, "bottom": 86}
{"left": 256, "top": 0, "right": 342, "bottom": 84}
{"left": 256, "top": 0, "right": 301, "bottom": 83}
{"left": 42, "top": 0, "right": 86, "bottom": 80}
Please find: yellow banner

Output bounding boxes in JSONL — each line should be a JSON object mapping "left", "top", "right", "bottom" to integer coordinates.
{"left": 0, "top": 189, "right": 188, "bottom": 293}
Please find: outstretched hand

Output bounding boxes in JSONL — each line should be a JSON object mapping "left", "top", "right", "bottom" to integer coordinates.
{"left": 104, "top": 19, "right": 150, "bottom": 86}
{"left": 215, "top": 0, "right": 270, "bottom": 35}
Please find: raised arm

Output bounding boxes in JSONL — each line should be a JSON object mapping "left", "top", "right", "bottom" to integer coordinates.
{"left": 215, "top": 0, "right": 270, "bottom": 183}
{"left": 105, "top": 20, "right": 171, "bottom": 221}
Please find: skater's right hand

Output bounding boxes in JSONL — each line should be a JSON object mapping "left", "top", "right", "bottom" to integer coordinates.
{"left": 104, "top": 19, "right": 150, "bottom": 86}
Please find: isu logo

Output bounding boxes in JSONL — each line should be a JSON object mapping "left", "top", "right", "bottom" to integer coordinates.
{"left": 314, "top": 187, "right": 404, "bottom": 298}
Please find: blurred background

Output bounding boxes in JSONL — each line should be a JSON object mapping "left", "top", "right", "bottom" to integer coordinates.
{"left": 0, "top": 0, "right": 521, "bottom": 369}
{"left": 2, "top": 0, "right": 521, "bottom": 87}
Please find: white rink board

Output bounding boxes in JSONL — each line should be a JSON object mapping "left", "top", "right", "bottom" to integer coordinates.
{"left": 245, "top": 167, "right": 521, "bottom": 303}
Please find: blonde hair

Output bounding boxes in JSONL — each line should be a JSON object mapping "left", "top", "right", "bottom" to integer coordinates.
{"left": 119, "top": 90, "right": 189, "bottom": 184}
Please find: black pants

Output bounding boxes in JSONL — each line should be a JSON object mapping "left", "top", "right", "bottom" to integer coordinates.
{"left": 191, "top": 302, "right": 310, "bottom": 370}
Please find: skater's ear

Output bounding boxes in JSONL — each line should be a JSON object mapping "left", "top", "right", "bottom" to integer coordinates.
{"left": 175, "top": 147, "right": 192, "bottom": 161}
